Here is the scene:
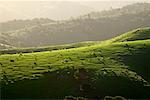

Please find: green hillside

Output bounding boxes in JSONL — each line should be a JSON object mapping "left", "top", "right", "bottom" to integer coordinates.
{"left": 0, "top": 41, "right": 100, "bottom": 54}
{"left": 109, "top": 27, "right": 150, "bottom": 42}
{"left": 1, "top": 27, "right": 149, "bottom": 54}
{"left": 1, "top": 27, "right": 150, "bottom": 99}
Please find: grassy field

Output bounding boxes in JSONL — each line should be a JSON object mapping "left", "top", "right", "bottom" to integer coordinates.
{"left": 1, "top": 28, "right": 150, "bottom": 99}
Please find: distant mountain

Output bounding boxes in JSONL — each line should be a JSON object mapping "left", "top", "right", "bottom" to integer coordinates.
{"left": 88, "top": 3, "right": 150, "bottom": 19}
{"left": 0, "top": 18, "right": 55, "bottom": 33}
{"left": 0, "top": 3, "right": 150, "bottom": 47}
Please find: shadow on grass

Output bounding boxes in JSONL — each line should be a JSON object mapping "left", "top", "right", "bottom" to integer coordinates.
{"left": 2, "top": 67, "right": 150, "bottom": 99}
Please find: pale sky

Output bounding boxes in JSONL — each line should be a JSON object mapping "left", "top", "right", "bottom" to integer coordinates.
{"left": 0, "top": 0, "right": 150, "bottom": 1}
{"left": 0, "top": 0, "right": 149, "bottom": 22}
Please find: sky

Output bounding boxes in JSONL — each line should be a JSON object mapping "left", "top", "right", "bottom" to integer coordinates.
{"left": 0, "top": 0, "right": 150, "bottom": 1}
{"left": 0, "top": 0, "right": 149, "bottom": 22}
{"left": 0, "top": 0, "right": 149, "bottom": 1}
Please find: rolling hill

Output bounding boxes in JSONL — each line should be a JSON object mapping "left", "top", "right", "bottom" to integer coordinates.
{"left": 109, "top": 27, "right": 150, "bottom": 42}
{"left": 0, "top": 27, "right": 149, "bottom": 54}
{"left": 1, "top": 28, "right": 150, "bottom": 99}
{"left": 0, "top": 41, "right": 100, "bottom": 54}
{"left": 0, "top": 3, "right": 150, "bottom": 47}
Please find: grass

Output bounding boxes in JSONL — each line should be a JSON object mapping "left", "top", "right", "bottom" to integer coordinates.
{"left": 1, "top": 28, "right": 150, "bottom": 99}
{"left": 0, "top": 41, "right": 100, "bottom": 54}
{"left": 108, "top": 27, "right": 150, "bottom": 42}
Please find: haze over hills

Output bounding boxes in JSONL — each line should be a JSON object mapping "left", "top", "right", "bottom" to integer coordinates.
{"left": 0, "top": 1, "right": 95, "bottom": 23}
{"left": 0, "top": 0, "right": 149, "bottom": 23}
{"left": 0, "top": 18, "right": 55, "bottom": 33}
{"left": 0, "top": 3, "right": 150, "bottom": 47}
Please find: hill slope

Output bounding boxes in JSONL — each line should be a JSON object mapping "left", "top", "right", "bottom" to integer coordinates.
{"left": 1, "top": 27, "right": 149, "bottom": 54}
{"left": 0, "top": 41, "right": 100, "bottom": 54}
{"left": 109, "top": 27, "right": 150, "bottom": 42}
{"left": 1, "top": 32, "right": 150, "bottom": 99}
